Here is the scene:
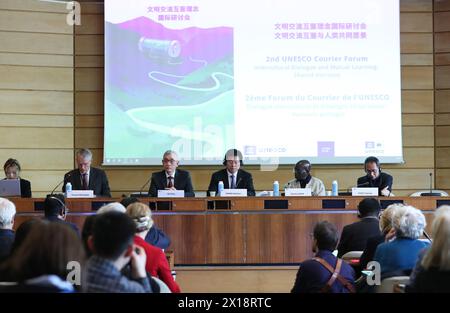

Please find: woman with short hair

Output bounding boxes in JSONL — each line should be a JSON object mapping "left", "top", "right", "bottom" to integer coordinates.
{"left": 374, "top": 205, "right": 430, "bottom": 278}
{"left": 126, "top": 202, "right": 180, "bottom": 293}
{"left": 3, "top": 158, "right": 32, "bottom": 198}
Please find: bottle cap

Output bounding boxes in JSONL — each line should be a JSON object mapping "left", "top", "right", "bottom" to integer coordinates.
{"left": 274, "top": 181, "right": 279, "bottom": 184}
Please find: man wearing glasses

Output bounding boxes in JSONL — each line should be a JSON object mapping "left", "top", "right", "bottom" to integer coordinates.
{"left": 207, "top": 149, "right": 256, "bottom": 196}
{"left": 148, "top": 150, "right": 195, "bottom": 197}
{"left": 357, "top": 156, "right": 393, "bottom": 197}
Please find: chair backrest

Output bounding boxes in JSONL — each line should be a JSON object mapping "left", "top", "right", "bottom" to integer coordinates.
{"left": 152, "top": 276, "right": 172, "bottom": 293}
{"left": 409, "top": 190, "right": 449, "bottom": 197}
{"left": 376, "top": 276, "right": 410, "bottom": 293}
{"left": 341, "top": 251, "right": 363, "bottom": 266}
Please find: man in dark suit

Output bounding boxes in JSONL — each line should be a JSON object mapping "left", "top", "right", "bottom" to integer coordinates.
{"left": 148, "top": 150, "right": 194, "bottom": 197}
{"left": 337, "top": 197, "right": 382, "bottom": 258}
{"left": 207, "top": 149, "right": 255, "bottom": 196}
{"left": 357, "top": 156, "right": 393, "bottom": 196}
{"left": 63, "top": 148, "right": 111, "bottom": 197}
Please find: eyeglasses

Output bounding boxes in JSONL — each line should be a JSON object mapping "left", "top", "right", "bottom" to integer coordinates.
{"left": 162, "top": 159, "right": 177, "bottom": 164}
{"left": 226, "top": 160, "right": 240, "bottom": 164}
{"left": 366, "top": 169, "right": 378, "bottom": 174}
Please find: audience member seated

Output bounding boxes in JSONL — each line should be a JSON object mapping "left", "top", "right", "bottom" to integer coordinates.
{"left": 3, "top": 158, "right": 32, "bottom": 197}
{"left": 85, "top": 211, "right": 152, "bottom": 293}
{"left": 337, "top": 198, "right": 381, "bottom": 258}
{"left": 357, "top": 156, "right": 393, "bottom": 197}
{"left": 121, "top": 197, "right": 171, "bottom": 249}
{"left": 43, "top": 194, "right": 79, "bottom": 235}
{"left": 284, "top": 160, "right": 326, "bottom": 196}
{"left": 0, "top": 221, "right": 85, "bottom": 292}
{"left": 9, "top": 219, "right": 40, "bottom": 254}
{"left": 63, "top": 148, "right": 111, "bottom": 197}
{"left": 207, "top": 149, "right": 255, "bottom": 196}
{"left": 126, "top": 202, "right": 180, "bottom": 293}
{"left": 374, "top": 205, "right": 429, "bottom": 278}
{"left": 291, "top": 221, "right": 355, "bottom": 293}
{"left": 148, "top": 150, "right": 194, "bottom": 197}
{"left": 81, "top": 215, "right": 96, "bottom": 258}
{"left": 96, "top": 202, "right": 126, "bottom": 214}
{"left": 359, "top": 203, "right": 404, "bottom": 271}
{"left": 407, "top": 206, "right": 450, "bottom": 293}
{"left": 0, "top": 198, "right": 16, "bottom": 262}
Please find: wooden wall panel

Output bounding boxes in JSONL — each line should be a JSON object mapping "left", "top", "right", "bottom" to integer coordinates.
{"left": 434, "top": 0, "right": 450, "bottom": 192}
{"left": 0, "top": 65, "right": 73, "bottom": 91}
{"left": 401, "top": 13, "right": 433, "bottom": 32}
{"left": 0, "top": 0, "right": 74, "bottom": 196}
{"left": 0, "top": 90, "right": 73, "bottom": 114}
{"left": 0, "top": 31, "right": 73, "bottom": 55}
{"left": 401, "top": 33, "right": 433, "bottom": 53}
{"left": 401, "top": 0, "right": 433, "bottom": 11}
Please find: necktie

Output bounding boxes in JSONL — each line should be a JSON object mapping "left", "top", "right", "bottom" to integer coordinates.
{"left": 230, "top": 175, "right": 236, "bottom": 189}
{"left": 167, "top": 176, "right": 174, "bottom": 188}
{"left": 82, "top": 173, "right": 88, "bottom": 190}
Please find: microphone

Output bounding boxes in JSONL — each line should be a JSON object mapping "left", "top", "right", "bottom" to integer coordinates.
{"left": 420, "top": 172, "right": 441, "bottom": 196}
{"left": 132, "top": 176, "right": 151, "bottom": 197}
{"left": 235, "top": 177, "right": 242, "bottom": 188}
{"left": 357, "top": 181, "right": 370, "bottom": 187}
{"left": 51, "top": 173, "right": 71, "bottom": 195}
{"left": 345, "top": 181, "right": 370, "bottom": 195}
{"left": 423, "top": 230, "right": 433, "bottom": 243}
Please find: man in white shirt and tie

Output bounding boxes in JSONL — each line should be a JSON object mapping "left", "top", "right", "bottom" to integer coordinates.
{"left": 148, "top": 150, "right": 195, "bottom": 197}
{"left": 207, "top": 149, "right": 256, "bottom": 196}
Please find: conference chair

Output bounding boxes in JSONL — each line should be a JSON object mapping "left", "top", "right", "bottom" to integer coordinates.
{"left": 409, "top": 190, "right": 448, "bottom": 197}
{"left": 341, "top": 251, "right": 363, "bottom": 267}
{"left": 376, "top": 276, "right": 410, "bottom": 293}
{"left": 152, "top": 276, "right": 172, "bottom": 293}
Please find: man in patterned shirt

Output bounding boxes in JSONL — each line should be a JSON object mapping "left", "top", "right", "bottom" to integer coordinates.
{"left": 85, "top": 211, "right": 153, "bottom": 293}
{"left": 284, "top": 160, "right": 326, "bottom": 196}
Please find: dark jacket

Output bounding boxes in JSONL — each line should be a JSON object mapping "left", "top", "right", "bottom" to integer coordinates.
{"left": 357, "top": 172, "right": 393, "bottom": 196}
{"left": 291, "top": 250, "right": 355, "bottom": 293}
{"left": 337, "top": 217, "right": 381, "bottom": 258}
{"left": 145, "top": 225, "right": 171, "bottom": 250}
{"left": 148, "top": 169, "right": 194, "bottom": 197}
{"left": 407, "top": 268, "right": 450, "bottom": 293}
{"left": 63, "top": 167, "right": 111, "bottom": 197}
{"left": 359, "top": 234, "right": 385, "bottom": 271}
{"left": 44, "top": 216, "right": 80, "bottom": 236}
{"left": 207, "top": 169, "right": 255, "bottom": 196}
{"left": 0, "top": 229, "right": 15, "bottom": 262}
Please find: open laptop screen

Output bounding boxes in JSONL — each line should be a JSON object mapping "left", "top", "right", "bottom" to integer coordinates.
{"left": 0, "top": 179, "right": 21, "bottom": 197}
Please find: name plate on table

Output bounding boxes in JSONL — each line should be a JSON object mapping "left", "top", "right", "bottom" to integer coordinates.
{"left": 221, "top": 189, "right": 247, "bottom": 197}
{"left": 66, "top": 190, "right": 94, "bottom": 198}
{"left": 157, "top": 190, "right": 185, "bottom": 198}
{"left": 285, "top": 188, "right": 312, "bottom": 197}
{"left": 352, "top": 187, "right": 378, "bottom": 196}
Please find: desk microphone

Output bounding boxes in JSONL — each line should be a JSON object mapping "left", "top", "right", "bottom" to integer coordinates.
{"left": 235, "top": 177, "right": 242, "bottom": 188}
{"left": 137, "top": 177, "right": 152, "bottom": 196}
{"left": 346, "top": 181, "right": 370, "bottom": 194}
{"left": 420, "top": 173, "right": 441, "bottom": 196}
{"left": 423, "top": 230, "right": 432, "bottom": 243}
{"left": 51, "top": 173, "right": 71, "bottom": 195}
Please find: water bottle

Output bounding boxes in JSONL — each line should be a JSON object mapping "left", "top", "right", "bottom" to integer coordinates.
{"left": 331, "top": 180, "right": 338, "bottom": 196}
{"left": 65, "top": 182, "right": 72, "bottom": 196}
{"left": 273, "top": 181, "right": 280, "bottom": 197}
{"left": 218, "top": 181, "right": 224, "bottom": 196}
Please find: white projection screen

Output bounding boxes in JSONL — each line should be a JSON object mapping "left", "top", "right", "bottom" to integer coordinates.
{"left": 104, "top": 0, "right": 403, "bottom": 166}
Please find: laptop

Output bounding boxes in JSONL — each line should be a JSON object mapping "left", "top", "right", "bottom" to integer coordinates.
{"left": 0, "top": 179, "right": 21, "bottom": 197}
